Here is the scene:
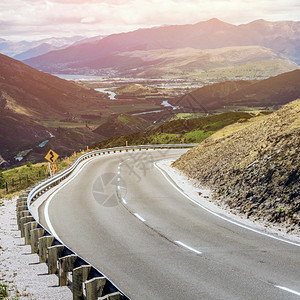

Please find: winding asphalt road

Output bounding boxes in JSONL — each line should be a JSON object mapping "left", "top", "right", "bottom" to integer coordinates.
{"left": 37, "top": 149, "right": 300, "bottom": 299}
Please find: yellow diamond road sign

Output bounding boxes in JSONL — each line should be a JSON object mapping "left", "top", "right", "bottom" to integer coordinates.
{"left": 45, "top": 149, "right": 59, "bottom": 163}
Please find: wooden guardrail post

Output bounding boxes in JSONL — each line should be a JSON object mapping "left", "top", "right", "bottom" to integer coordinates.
{"left": 58, "top": 254, "right": 77, "bottom": 286}
{"left": 38, "top": 236, "right": 54, "bottom": 263}
{"left": 17, "top": 196, "right": 27, "bottom": 205}
{"left": 24, "top": 221, "right": 38, "bottom": 245}
{"left": 30, "top": 228, "right": 45, "bottom": 253}
{"left": 20, "top": 216, "right": 34, "bottom": 237}
{"left": 85, "top": 277, "right": 106, "bottom": 300}
{"left": 48, "top": 245, "right": 65, "bottom": 274}
{"left": 72, "top": 265, "right": 91, "bottom": 300}
{"left": 17, "top": 206, "right": 28, "bottom": 229}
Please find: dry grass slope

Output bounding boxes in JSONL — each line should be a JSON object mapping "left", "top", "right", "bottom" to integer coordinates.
{"left": 173, "top": 99, "right": 300, "bottom": 233}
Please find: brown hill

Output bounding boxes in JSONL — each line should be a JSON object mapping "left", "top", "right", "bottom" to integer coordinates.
{"left": 173, "top": 99, "right": 300, "bottom": 233}
{"left": 173, "top": 70, "right": 300, "bottom": 111}
{"left": 0, "top": 107, "right": 51, "bottom": 159}
{"left": 0, "top": 53, "right": 107, "bottom": 120}
{"left": 0, "top": 54, "right": 109, "bottom": 164}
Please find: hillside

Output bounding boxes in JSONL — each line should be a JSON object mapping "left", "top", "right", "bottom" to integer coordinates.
{"left": 93, "top": 114, "right": 150, "bottom": 138}
{"left": 24, "top": 19, "right": 300, "bottom": 74}
{"left": 0, "top": 54, "right": 108, "bottom": 120}
{"left": 0, "top": 107, "right": 51, "bottom": 159}
{"left": 173, "top": 99, "right": 300, "bottom": 233}
{"left": 0, "top": 54, "right": 110, "bottom": 164}
{"left": 114, "top": 84, "right": 157, "bottom": 96}
{"left": 172, "top": 70, "right": 300, "bottom": 111}
{"left": 115, "top": 46, "right": 298, "bottom": 79}
{"left": 92, "top": 111, "right": 259, "bottom": 148}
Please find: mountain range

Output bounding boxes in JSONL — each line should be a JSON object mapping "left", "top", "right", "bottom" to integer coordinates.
{"left": 112, "top": 46, "right": 298, "bottom": 79}
{"left": 0, "top": 35, "right": 105, "bottom": 61}
{"left": 24, "top": 18, "right": 300, "bottom": 76}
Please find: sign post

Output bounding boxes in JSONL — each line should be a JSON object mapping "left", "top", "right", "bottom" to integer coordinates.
{"left": 47, "top": 162, "right": 53, "bottom": 177}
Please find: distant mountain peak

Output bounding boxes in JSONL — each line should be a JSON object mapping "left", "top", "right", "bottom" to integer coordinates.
{"left": 195, "top": 18, "right": 234, "bottom": 29}
{"left": 207, "top": 18, "right": 223, "bottom": 23}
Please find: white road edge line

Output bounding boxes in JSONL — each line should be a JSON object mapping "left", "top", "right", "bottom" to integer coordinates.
{"left": 275, "top": 285, "right": 300, "bottom": 296}
{"left": 175, "top": 241, "right": 202, "bottom": 254}
{"left": 134, "top": 213, "right": 146, "bottom": 222}
{"left": 154, "top": 163, "right": 300, "bottom": 248}
{"left": 45, "top": 157, "right": 96, "bottom": 242}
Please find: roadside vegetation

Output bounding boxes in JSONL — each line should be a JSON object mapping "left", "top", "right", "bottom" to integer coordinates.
{"left": 0, "top": 282, "right": 8, "bottom": 299}
{"left": 92, "top": 111, "right": 268, "bottom": 148}
{"left": 1, "top": 111, "right": 272, "bottom": 199}
{"left": 0, "top": 152, "right": 86, "bottom": 199}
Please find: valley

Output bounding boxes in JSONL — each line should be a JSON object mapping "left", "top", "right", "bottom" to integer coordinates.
{"left": 1, "top": 18, "right": 300, "bottom": 169}
{"left": 1, "top": 11, "right": 300, "bottom": 299}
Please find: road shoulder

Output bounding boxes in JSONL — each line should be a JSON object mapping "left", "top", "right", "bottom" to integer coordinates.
{"left": 156, "top": 158, "right": 300, "bottom": 244}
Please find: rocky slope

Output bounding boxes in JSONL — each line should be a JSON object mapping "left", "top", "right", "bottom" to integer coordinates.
{"left": 173, "top": 99, "right": 300, "bottom": 234}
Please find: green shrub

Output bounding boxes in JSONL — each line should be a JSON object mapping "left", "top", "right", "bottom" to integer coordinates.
{"left": 0, "top": 172, "right": 5, "bottom": 189}
{"left": 0, "top": 282, "right": 8, "bottom": 298}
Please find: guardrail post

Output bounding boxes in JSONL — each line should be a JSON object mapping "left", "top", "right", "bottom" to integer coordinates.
{"left": 99, "top": 292, "right": 121, "bottom": 300}
{"left": 38, "top": 236, "right": 54, "bottom": 263}
{"left": 72, "top": 265, "right": 91, "bottom": 300}
{"left": 30, "top": 228, "right": 45, "bottom": 254}
{"left": 17, "top": 196, "right": 27, "bottom": 205}
{"left": 17, "top": 206, "right": 28, "bottom": 229}
{"left": 85, "top": 277, "right": 106, "bottom": 300}
{"left": 48, "top": 245, "right": 65, "bottom": 274}
{"left": 17, "top": 199, "right": 27, "bottom": 206}
{"left": 24, "top": 221, "right": 38, "bottom": 245}
{"left": 20, "top": 216, "right": 34, "bottom": 237}
{"left": 58, "top": 254, "right": 77, "bottom": 286}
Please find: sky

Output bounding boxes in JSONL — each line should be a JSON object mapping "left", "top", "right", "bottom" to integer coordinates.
{"left": 0, "top": 0, "right": 299, "bottom": 41}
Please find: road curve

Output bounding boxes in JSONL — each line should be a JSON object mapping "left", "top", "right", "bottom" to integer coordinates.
{"left": 38, "top": 149, "right": 300, "bottom": 300}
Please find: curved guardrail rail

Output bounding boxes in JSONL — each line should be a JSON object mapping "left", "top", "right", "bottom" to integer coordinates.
{"left": 17, "top": 144, "right": 196, "bottom": 299}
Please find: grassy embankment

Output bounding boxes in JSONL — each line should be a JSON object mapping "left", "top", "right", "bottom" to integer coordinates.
{"left": 0, "top": 152, "right": 86, "bottom": 199}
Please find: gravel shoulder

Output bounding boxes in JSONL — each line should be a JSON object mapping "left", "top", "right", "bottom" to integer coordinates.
{"left": 0, "top": 197, "right": 72, "bottom": 299}
{"left": 157, "top": 158, "right": 300, "bottom": 244}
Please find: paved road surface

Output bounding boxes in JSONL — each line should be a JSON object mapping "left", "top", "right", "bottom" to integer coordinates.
{"left": 38, "top": 149, "right": 300, "bottom": 299}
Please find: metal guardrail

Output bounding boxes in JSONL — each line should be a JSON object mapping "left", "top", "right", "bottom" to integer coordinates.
{"left": 27, "top": 144, "right": 197, "bottom": 209}
{"left": 24, "top": 144, "right": 196, "bottom": 299}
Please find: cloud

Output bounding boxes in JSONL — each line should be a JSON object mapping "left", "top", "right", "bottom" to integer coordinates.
{"left": 81, "top": 16, "right": 97, "bottom": 24}
{"left": 0, "top": 0, "right": 299, "bottom": 41}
